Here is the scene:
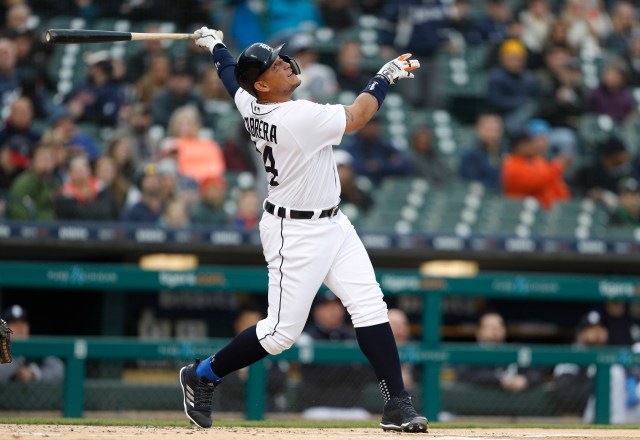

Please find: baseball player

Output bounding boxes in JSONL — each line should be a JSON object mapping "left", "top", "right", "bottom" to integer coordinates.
{"left": 179, "top": 27, "right": 426, "bottom": 433}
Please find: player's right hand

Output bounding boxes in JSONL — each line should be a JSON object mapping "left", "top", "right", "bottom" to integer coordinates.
{"left": 376, "top": 54, "right": 420, "bottom": 84}
{"left": 194, "top": 26, "right": 225, "bottom": 54}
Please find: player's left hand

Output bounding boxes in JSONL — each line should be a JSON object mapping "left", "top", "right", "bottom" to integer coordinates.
{"left": 194, "top": 26, "right": 225, "bottom": 54}
{"left": 376, "top": 54, "right": 420, "bottom": 84}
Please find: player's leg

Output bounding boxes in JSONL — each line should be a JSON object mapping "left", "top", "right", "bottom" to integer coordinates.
{"left": 323, "top": 213, "right": 428, "bottom": 433}
{"left": 180, "top": 214, "right": 340, "bottom": 427}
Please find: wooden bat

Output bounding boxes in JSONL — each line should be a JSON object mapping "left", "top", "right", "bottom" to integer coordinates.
{"left": 44, "top": 29, "right": 223, "bottom": 44}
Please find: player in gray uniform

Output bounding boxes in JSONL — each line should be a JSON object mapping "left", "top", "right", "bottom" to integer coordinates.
{"left": 179, "top": 27, "right": 426, "bottom": 433}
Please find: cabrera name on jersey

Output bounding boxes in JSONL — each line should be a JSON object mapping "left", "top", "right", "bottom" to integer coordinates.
{"left": 235, "top": 89, "right": 347, "bottom": 211}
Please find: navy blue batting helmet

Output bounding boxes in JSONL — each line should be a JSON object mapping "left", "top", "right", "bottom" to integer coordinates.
{"left": 234, "top": 42, "right": 300, "bottom": 97}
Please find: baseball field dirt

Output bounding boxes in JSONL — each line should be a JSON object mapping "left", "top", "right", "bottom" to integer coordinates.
{"left": 3, "top": 425, "right": 640, "bottom": 440}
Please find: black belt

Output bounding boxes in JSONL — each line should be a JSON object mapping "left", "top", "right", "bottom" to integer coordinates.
{"left": 264, "top": 200, "right": 339, "bottom": 219}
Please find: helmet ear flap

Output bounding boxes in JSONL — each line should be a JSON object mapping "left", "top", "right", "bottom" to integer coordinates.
{"left": 281, "top": 54, "right": 301, "bottom": 75}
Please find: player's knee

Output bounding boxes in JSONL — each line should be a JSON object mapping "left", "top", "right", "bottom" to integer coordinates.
{"left": 350, "top": 300, "right": 389, "bottom": 328}
{"left": 258, "top": 332, "right": 297, "bottom": 355}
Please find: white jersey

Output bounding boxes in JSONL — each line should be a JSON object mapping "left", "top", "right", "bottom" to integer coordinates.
{"left": 234, "top": 88, "right": 346, "bottom": 210}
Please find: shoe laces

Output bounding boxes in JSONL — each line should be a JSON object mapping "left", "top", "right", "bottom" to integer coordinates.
{"left": 194, "top": 377, "right": 216, "bottom": 409}
{"left": 395, "top": 394, "right": 419, "bottom": 418}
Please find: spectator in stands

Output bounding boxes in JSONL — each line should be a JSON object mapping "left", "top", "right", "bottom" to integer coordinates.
{"left": 519, "top": 0, "right": 555, "bottom": 70}
{"left": 121, "top": 103, "right": 155, "bottom": 160}
{"left": 264, "top": 0, "right": 322, "bottom": 42}
{"left": 5, "top": 3, "right": 32, "bottom": 32}
{"left": 64, "top": 51, "right": 124, "bottom": 127}
{"left": 150, "top": 61, "right": 209, "bottom": 129}
{"left": 0, "top": 97, "right": 40, "bottom": 183}
{"left": 527, "top": 118, "right": 576, "bottom": 167}
{"left": 48, "top": 109, "right": 101, "bottom": 162}
{"left": 588, "top": 60, "right": 635, "bottom": 123}
{"left": 0, "top": 38, "right": 21, "bottom": 110}
{"left": 289, "top": 33, "right": 339, "bottom": 103}
{"left": 600, "top": 301, "right": 640, "bottom": 347}
{"left": 573, "top": 136, "right": 640, "bottom": 198}
{"left": 378, "top": 0, "right": 452, "bottom": 108}
{"left": 7, "top": 143, "right": 58, "bottom": 220}
{"left": 467, "top": 0, "right": 512, "bottom": 47}
{"left": 134, "top": 53, "right": 172, "bottom": 106}
{"left": 560, "top": 0, "right": 612, "bottom": 54}
{"left": 189, "top": 175, "right": 230, "bottom": 226}
{"left": 388, "top": 308, "right": 418, "bottom": 393}
{"left": 459, "top": 112, "right": 505, "bottom": 190}
{"left": 55, "top": 154, "right": 119, "bottom": 221}
{"left": 120, "top": 163, "right": 165, "bottom": 223}
{"left": 11, "top": 28, "right": 55, "bottom": 120}
{"left": 335, "top": 40, "right": 369, "bottom": 95}
{"left": 156, "top": 154, "right": 199, "bottom": 210}
{"left": 606, "top": 1, "right": 637, "bottom": 57}
{"left": 544, "top": 18, "right": 572, "bottom": 52}
{"left": 553, "top": 310, "right": 640, "bottom": 424}
{"left": 0, "top": 142, "right": 20, "bottom": 190}
{"left": 455, "top": 310, "right": 547, "bottom": 393}
{"left": 221, "top": 121, "right": 259, "bottom": 176}
{"left": 334, "top": 149, "right": 373, "bottom": 214}
{"left": 216, "top": 305, "right": 288, "bottom": 412}
{"left": 94, "top": 155, "right": 129, "bottom": 217}
{"left": 344, "top": 116, "right": 411, "bottom": 185}
{"left": 105, "top": 134, "right": 137, "bottom": 184}
{"left": 166, "top": 105, "right": 225, "bottom": 185}
{"left": 536, "top": 44, "right": 584, "bottom": 151}
{"left": 198, "top": 65, "right": 231, "bottom": 103}
{"left": 487, "top": 38, "right": 541, "bottom": 136}
{"left": 0, "top": 305, "right": 64, "bottom": 384}
{"left": 409, "top": 126, "right": 454, "bottom": 186}
{"left": 159, "top": 198, "right": 190, "bottom": 228}
{"left": 233, "top": 188, "right": 260, "bottom": 230}
{"left": 624, "top": 28, "right": 640, "bottom": 87}
{"left": 296, "top": 290, "right": 375, "bottom": 413}
{"left": 318, "top": 0, "right": 357, "bottom": 31}
{"left": 448, "top": 0, "right": 475, "bottom": 52}
{"left": 605, "top": 177, "right": 640, "bottom": 227}
{"left": 124, "top": 23, "right": 171, "bottom": 83}
{"left": 502, "top": 131, "right": 571, "bottom": 210}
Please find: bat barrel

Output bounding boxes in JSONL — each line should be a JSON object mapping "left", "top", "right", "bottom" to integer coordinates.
{"left": 45, "top": 29, "right": 133, "bottom": 44}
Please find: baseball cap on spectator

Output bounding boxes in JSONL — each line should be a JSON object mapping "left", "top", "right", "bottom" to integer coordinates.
{"left": 576, "top": 310, "right": 605, "bottom": 333}
{"left": 500, "top": 39, "right": 526, "bottom": 58}
{"left": 199, "top": 175, "right": 226, "bottom": 193}
{"left": 135, "top": 162, "right": 159, "bottom": 188}
{"left": 527, "top": 119, "right": 551, "bottom": 137}
{"left": 157, "top": 157, "right": 178, "bottom": 176}
{"left": 2, "top": 304, "right": 28, "bottom": 323}
{"left": 288, "top": 33, "right": 315, "bottom": 55}
{"left": 313, "top": 290, "right": 340, "bottom": 307}
{"left": 48, "top": 107, "right": 74, "bottom": 125}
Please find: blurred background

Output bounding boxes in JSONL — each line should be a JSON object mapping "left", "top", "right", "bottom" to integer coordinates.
{"left": 1, "top": 0, "right": 640, "bottom": 426}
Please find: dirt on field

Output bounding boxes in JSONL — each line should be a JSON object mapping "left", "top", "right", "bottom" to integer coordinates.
{"left": 2, "top": 425, "right": 640, "bottom": 440}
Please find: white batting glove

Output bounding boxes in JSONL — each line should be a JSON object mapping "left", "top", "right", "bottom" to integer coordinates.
{"left": 194, "top": 26, "right": 225, "bottom": 54}
{"left": 376, "top": 53, "right": 420, "bottom": 84}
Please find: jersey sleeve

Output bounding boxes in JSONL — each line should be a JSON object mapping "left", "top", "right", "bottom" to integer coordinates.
{"left": 234, "top": 88, "right": 253, "bottom": 116}
{"left": 285, "top": 101, "right": 346, "bottom": 157}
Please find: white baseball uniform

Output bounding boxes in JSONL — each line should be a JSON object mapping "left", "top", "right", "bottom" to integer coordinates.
{"left": 233, "top": 89, "right": 389, "bottom": 355}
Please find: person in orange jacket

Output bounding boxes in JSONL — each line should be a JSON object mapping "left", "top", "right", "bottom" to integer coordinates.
{"left": 502, "top": 131, "right": 570, "bottom": 209}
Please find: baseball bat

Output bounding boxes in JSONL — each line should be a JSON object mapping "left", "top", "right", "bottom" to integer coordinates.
{"left": 44, "top": 29, "right": 201, "bottom": 44}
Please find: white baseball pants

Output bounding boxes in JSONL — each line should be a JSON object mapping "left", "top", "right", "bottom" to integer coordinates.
{"left": 255, "top": 210, "right": 389, "bottom": 355}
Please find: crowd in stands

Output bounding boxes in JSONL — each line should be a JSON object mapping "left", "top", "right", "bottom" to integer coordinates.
{"left": 1, "top": 0, "right": 640, "bottom": 231}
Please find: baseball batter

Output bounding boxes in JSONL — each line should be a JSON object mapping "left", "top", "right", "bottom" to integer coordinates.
{"left": 179, "top": 27, "right": 426, "bottom": 433}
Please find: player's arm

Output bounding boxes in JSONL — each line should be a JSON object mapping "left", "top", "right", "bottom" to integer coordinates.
{"left": 194, "top": 27, "right": 239, "bottom": 98}
{"left": 343, "top": 54, "right": 420, "bottom": 134}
